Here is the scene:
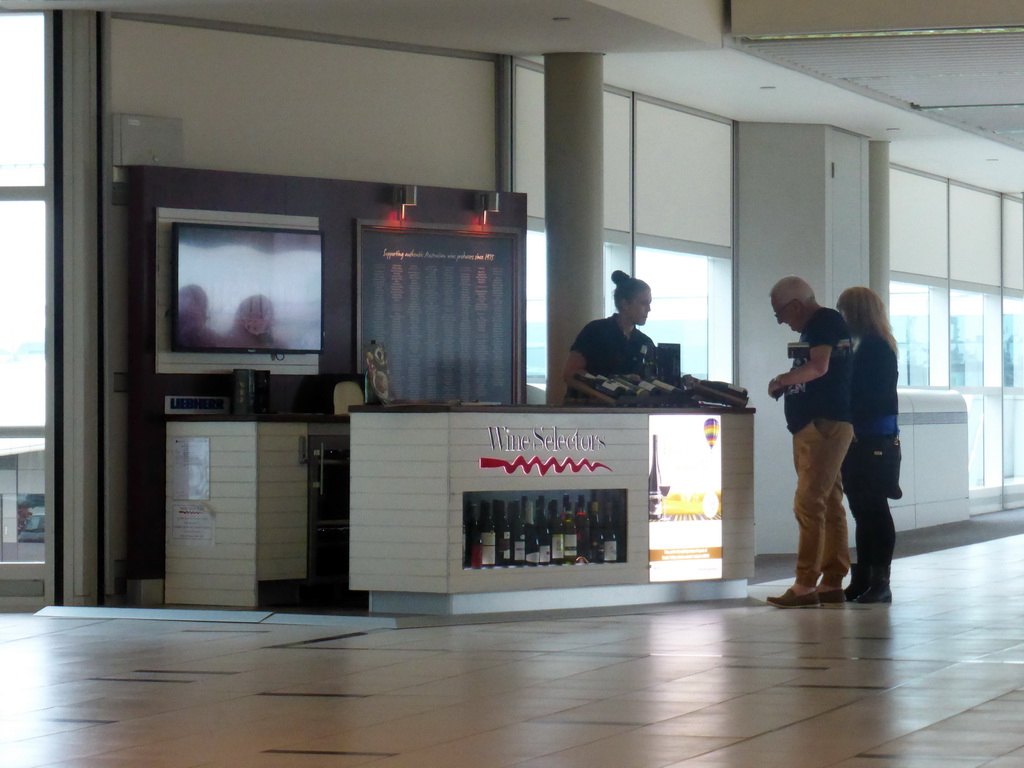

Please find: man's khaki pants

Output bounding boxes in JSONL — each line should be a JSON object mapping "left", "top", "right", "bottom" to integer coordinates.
{"left": 792, "top": 418, "right": 854, "bottom": 589}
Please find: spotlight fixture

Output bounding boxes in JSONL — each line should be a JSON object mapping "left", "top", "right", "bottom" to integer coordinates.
{"left": 393, "top": 184, "right": 417, "bottom": 219}
{"left": 477, "top": 191, "right": 501, "bottom": 224}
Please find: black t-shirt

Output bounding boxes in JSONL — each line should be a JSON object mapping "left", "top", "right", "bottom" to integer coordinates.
{"left": 570, "top": 315, "right": 655, "bottom": 379}
{"left": 850, "top": 333, "right": 898, "bottom": 432}
{"left": 783, "top": 307, "right": 852, "bottom": 434}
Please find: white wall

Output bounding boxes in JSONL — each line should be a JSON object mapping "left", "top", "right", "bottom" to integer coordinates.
{"left": 735, "top": 122, "right": 870, "bottom": 555}
{"left": 604, "top": 91, "right": 632, "bottom": 234}
{"left": 890, "top": 169, "right": 948, "bottom": 278}
{"left": 109, "top": 19, "right": 497, "bottom": 190}
{"left": 514, "top": 65, "right": 545, "bottom": 221}
{"left": 634, "top": 101, "right": 732, "bottom": 247}
{"left": 1003, "top": 197, "right": 1024, "bottom": 291}
{"left": 950, "top": 184, "right": 1002, "bottom": 286}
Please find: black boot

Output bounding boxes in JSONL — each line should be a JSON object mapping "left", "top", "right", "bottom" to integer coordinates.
{"left": 844, "top": 563, "right": 869, "bottom": 602}
{"left": 854, "top": 565, "right": 892, "bottom": 604}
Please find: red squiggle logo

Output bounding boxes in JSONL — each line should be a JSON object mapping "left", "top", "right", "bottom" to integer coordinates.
{"left": 479, "top": 456, "right": 611, "bottom": 475}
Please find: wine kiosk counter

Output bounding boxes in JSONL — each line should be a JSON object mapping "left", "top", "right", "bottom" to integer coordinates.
{"left": 349, "top": 405, "right": 754, "bottom": 615}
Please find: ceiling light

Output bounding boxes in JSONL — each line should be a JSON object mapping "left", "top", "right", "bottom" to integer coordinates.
{"left": 743, "top": 26, "right": 1024, "bottom": 41}
{"left": 759, "top": 86, "right": 776, "bottom": 90}
{"left": 913, "top": 102, "right": 1024, "bottom": 111}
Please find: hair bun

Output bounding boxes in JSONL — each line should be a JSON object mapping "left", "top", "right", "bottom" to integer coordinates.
{"left": 611, "top": 270, "right": 630, "bottom": 285}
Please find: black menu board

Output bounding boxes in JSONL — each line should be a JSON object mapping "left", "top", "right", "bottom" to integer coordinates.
{"left": 357, "top": 223, "right": 521, "bottom": 403}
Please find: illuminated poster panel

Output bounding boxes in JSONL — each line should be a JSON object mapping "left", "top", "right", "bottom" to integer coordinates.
{"left": 648, "top": 414, "right": 723, "bottom": 582}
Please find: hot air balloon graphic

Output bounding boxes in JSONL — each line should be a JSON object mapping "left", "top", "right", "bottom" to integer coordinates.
{"left": 703, "top": 418, "right": 719, "bottom": 451}
{"left": 702, "top": 418, "right": 721, "bottom": 518}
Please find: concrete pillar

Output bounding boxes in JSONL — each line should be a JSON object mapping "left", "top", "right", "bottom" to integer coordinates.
{"left": 869, "top": 141, "right": 891, "bottom": 306}
{"left": 543, "top": 53, "right": 604, "bottom": 403}
{"left": 59, "top": 10, "right": 102, "bottom": 606}
{"left": 735, "top": 123, "right": 869, "bottom": 555}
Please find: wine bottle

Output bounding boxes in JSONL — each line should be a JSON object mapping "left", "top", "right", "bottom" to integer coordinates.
{"left": 680, "top": 374, "right": 749, "bottom": 408}
{"left": 574, "top": 494, "right": 590, "bottom": 563}
{"left": 521, "top": 496, "right": 536, "bottom": 565}
{"left": 478, "top": 500, "right": 495, "bottom": 567}
{"left": 604, "top": 500, "right": 622, "bottom": 563}
{"left": 603, "top": 520, "right": 619, "bottom": 563}
{"left": 464, "top": 502, "right": 477, "bottom": 568}
{"left": 588, "top": 499, "right": 605, "bottom": 564}
{"left": 510, "top": 499, "right": 527, "bottom": 566}
{"left": 549, "top": 499, "right": 564, "bottom": 564}
{"left": 649, "top": 434, "right": 663, "bottom": 520}
{"left": 537, "top": 495, "right": 552, "bottom": 565}
{"left": 563, "top": 495, "right": 578, "bottom": 563}
{"left": 494, "top": 500, "right": 510, "bottom": 567}
{"left": 641, "top": 343, "right": 658, "bottom": 380}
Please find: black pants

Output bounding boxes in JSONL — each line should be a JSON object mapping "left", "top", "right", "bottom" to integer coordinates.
{"left": 841, "top": 438, "right": 897, "bottom": 568}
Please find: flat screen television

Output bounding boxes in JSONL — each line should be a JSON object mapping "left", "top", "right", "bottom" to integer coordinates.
{"left": 172, "top": 222, "right": 324, "bottom": 354}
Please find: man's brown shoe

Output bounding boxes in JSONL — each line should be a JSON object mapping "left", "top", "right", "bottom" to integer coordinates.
{"left": 766, "top": 588, "right": 820, "bottom": 608}
{"left": 817, "top": 589, "right": 846, "bottom": 606}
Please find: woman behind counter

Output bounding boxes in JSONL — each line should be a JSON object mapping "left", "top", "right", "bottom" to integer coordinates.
{"left": 836, "top": 286, "right": 899, "bottom": 604}
{"left": 563, "top": 270, "right": 655, "bottom": 393}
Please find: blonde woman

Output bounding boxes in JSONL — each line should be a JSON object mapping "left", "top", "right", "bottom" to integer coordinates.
{"left": 836, "top": 287, "right": 899, "bottom": 603}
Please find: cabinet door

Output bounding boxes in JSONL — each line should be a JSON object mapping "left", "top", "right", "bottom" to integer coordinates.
{"left": 307, "top": 434, "right": 351, "bottom": 582}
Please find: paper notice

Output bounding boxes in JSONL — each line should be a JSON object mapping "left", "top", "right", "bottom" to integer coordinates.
{"left": 170, "top": 503, "right": 215, "bottom": 546}
{"left": 171, "top": 437, "right": 210, "bottom": 500}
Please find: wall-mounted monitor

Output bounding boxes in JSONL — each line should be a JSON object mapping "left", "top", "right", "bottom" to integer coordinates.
{"left": 172, "top": 222, "right": 324, "bottom": 354}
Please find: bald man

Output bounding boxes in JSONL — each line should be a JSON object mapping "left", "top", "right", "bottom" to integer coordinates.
{"left": 766, "top": 276, "right": 853, "bottom": 608}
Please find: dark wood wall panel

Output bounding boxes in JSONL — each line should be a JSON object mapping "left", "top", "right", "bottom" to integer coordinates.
{"left": 125, "top": 165, "right": 526, "bottom": 581}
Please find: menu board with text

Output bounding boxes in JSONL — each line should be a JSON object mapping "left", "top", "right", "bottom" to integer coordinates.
{"left": 358, "top": 224, "right": 521, "bottom": 403}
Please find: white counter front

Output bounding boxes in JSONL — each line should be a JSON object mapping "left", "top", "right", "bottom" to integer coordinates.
{"left": 349, "top": 405, "right": 754, "bottom": 615}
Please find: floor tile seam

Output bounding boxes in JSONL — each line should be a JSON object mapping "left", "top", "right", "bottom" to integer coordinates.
{"left": 272, "top": 709, "right": 645, "bottom": 760}
{"left": 498, "top": 724, "right": 746, "bottom": 767}
{"left": 264, "top": 631, "right": 370, "bottom": 649}
{"left": 0, "top": 619, "right": 114, "bottom": 646}
{"left": 264, "top": 645, "right": 464, "bottom": 679}
{"left": 653, "top": 686, "right": 933, "bottom": 764}
{"left": 471, "top": 654, "right": 650, "bottom": 690}
{"left": 370, "top": 712, "right": 660, "bottom": 764}
{"left": 755, "top": 650, "right": 1011, "bottom": 666}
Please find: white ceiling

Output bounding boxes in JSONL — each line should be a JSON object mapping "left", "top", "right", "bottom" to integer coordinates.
{"left": 4, "top": 0, "right": 1024, "bottom": 193}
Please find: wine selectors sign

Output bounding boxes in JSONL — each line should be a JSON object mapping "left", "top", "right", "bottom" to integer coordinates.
{"left": 648, "top": 414, "right": 723, "bottom": 582}
{"left": 357, "top": 224, "right": 520, "bottom": 403}
{"left": 479, "top": 424, "right": 611, "bottom": 475}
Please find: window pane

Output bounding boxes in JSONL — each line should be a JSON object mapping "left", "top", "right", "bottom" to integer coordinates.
{"left": 0, "top": 444, "right": 45, "bottom": 563}
{"left": 525, "top": 230, "right": 547, "bottom": 385}
{"left": 1005, "top": 297, "right": 1024, "bottom": 389}
{"left": 0, "top": 16, "right": 47, "bottom": 568}
{"left": 635, "top": 247, "right": 709, "bottom": 379}
{"left": 1005, "top": 395, "right": 1024, "bottom": 484}
{"left": 964, "top": 394, "right": 985, "bottom": 488}
{"left": 0, "top": 14, "right": 45, "bottom": 186}
{"left": 890, "top": 281, "right": 930, "bottom": 386}
{"left": 0, "top": 202, "right": 46, "bottom": 426}
{"left": 950, "top": 290, "right": 984, "bottom": 387}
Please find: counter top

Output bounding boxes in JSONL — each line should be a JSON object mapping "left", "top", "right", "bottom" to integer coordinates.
{"left": 165, "top": 413, "right": 351, "bottom": 422}
{"left": 350, "top": 403, "right": 755, "bottom": 415}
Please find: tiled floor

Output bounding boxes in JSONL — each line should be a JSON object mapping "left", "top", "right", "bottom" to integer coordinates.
{"left": 6, "top": 535, "right": 1024, "bottom": 767}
